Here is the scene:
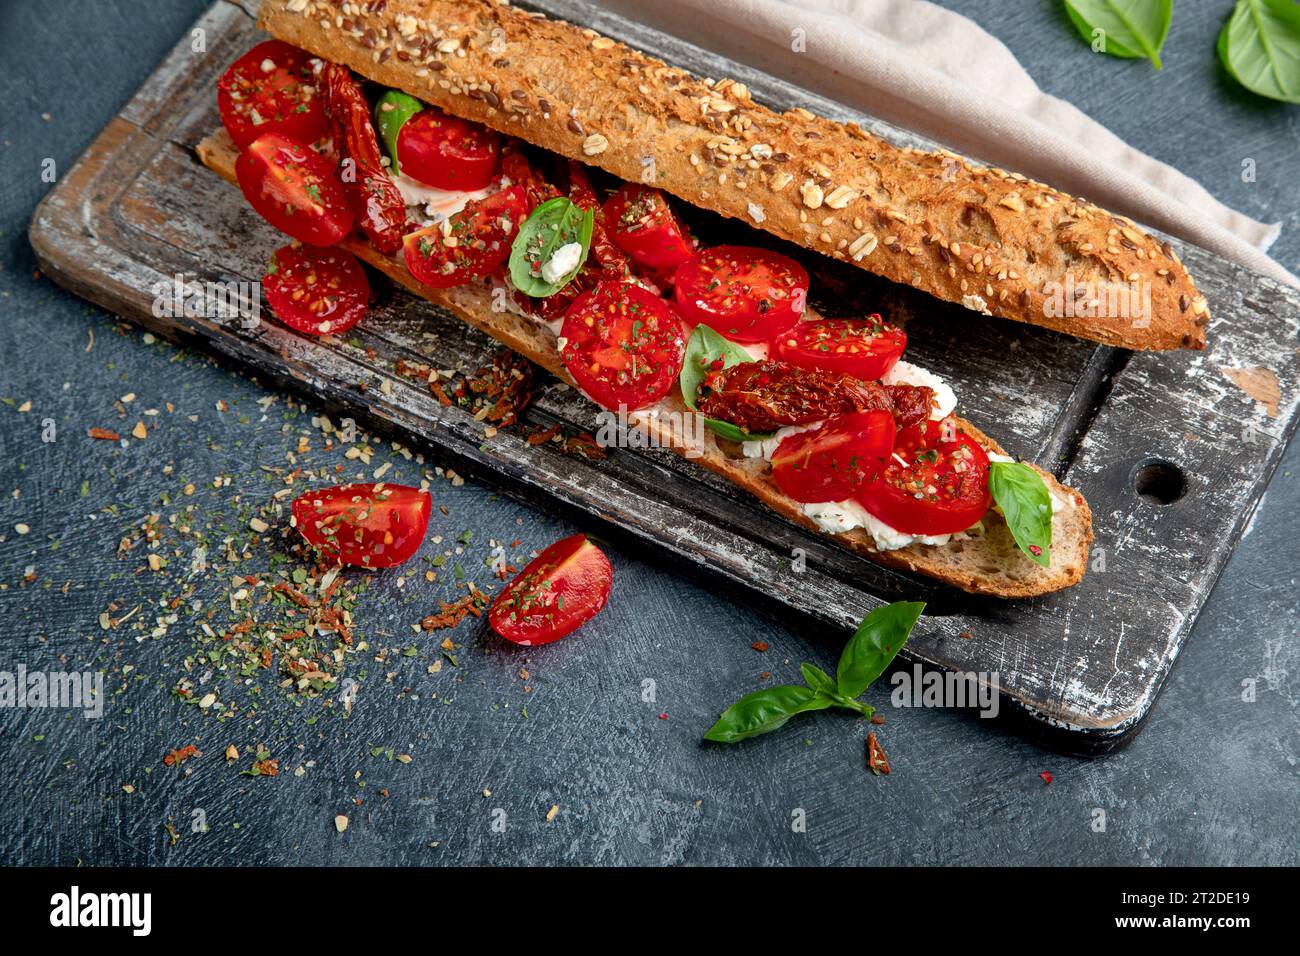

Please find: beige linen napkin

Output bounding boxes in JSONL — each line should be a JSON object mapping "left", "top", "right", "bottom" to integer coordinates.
{"left": 592, "top": 0, "right": 1298, "bottom": 287}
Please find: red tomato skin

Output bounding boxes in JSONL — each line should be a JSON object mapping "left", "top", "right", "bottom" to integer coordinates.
{"left": 775, "top": 317, "right": 907, "bottom": 382}
{"left": 263, "top": 245, "right": 370, "bottom": 336}
{"left": 602, "top": 184, "right": 694, "bottom": 272}
{"left": 236, "top": 133, "right": 354, "bottom": 245}
{"left": 218, "top": 40, "right": 329, "bottom": 150}
{"left": 490, "top": 534, "right": 613, "bottom": 646}
{"left": 856, "top": 419, "right": 992, "bottom": 536}
{"left": 770, "top": 410, "right": 895, "bottom": 503}
{"left": 291, "top": 483, "right": 431, "bottom": 568}
{"left": 396, "top": 108, "right": 501, "bottom": 190}
{"left": 560, "top": 281, "right": 687, "bottom": 412}
{"left": 402, "top": 185, "right": 527, "bottom": 288}
{"left": 673, "top": 245, "right": 809, "bottom": 343}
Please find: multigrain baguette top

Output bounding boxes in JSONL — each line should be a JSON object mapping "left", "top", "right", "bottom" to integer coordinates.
{"left": 261, "top": 0, "right": 1209, "bottom": 351}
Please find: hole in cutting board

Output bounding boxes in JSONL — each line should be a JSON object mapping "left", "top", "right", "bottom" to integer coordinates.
{"left": 1133, "top": 458, "right": 1187, "bottom": 506}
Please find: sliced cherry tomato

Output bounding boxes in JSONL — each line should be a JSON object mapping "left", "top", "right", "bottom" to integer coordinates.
{"left": 292, "top": 483, "right": 431, "bottom": 568}
{"left": 856, "top": 417, "right": 991, "bottom": 536}
{"left": 771, "top": 410, "right": 895, "bottom": 503}
{"left": 397, "top": 107, "right": 501, "bottom": 190}
{"left": 674, "top": 245, "right": 808, "bottom": 343}
{"left": 489, "top": 534, "right": 612, "bottom": 646}
{"left": 263, "top": 244, "right": 369, "bottom": 336}
{"left": 602, "top": 183, "right": 694, "bottom": 272}
{"left": 403, "top": 185, "right": 527, "bottom": 288}
{"left": 775, "top": 315, "right": 906, "bottom": 382}
{"left": 218, "top": 40, "right": 328, "bottom": 150}
{"left": 560, "top": 280, "right": 686, "bottom": 411}
{"left": 236, "top": 133, "right": 354, "bottom": 245}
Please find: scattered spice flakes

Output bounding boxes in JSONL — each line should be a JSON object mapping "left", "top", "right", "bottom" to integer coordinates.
{"left": 162, "top": 744, "right": 201, "bottom": 767}
{"left": 866, "top": 732, "right": 891, "bottom": 775}
{"left": 1039, "top": 771, "right": 1054, "bottom": 785}
{"left": 526, "top": 424, "right": 561, "bottom": 446}
{"left": 88, "top": 427, "right": 121, "bottom": 441}
{"left": 224, "top": 745, "right": 240, "bottom": 762}
{"left": 546, "top": 804, "right": 560, "bottom": 823}
{"left": 751, "top": 641, "right": 769, "bottom": 653}
{"left": 869, "top": 714, "right": 886, "bottom": 726}
{"left": 564, "top": 431, "right": 608, "bottom": 460}
{"left": 243, "top": 758, "right": 279, "bottom": 778}
{"left": 334, "top": 814, "right": 349, "bottom": 833}
{"left": 131, "top": 421, "right": 148, "bottom": 440}
{"left": 419, "top": 591, "right": 490, "bottom": 631}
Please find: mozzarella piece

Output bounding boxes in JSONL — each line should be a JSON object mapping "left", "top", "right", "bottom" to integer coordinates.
{"left": 390, "top": 171, "right": 493, "bottom": 222}
{"left": 741, "top": 421, "right": 822, "bottom": 460}
{"left": 540, "top": 242, "right": 582, "bottom": 285}
{"left": 882, "top": 360, "right": 956, "bottom": 420}
{"left": 800, "top": 499, "right": 959, "bottom": 551}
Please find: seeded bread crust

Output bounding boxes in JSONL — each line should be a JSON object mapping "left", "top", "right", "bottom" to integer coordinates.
{"left": 198, "top": 129, "right": 1093, "bottom": 597}
{"left": 258, "top": 0, "right": 1207, "bottom": 351}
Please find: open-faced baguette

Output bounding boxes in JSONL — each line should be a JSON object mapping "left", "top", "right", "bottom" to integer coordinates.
{"left": 199, "top": 130, "right": 1093, "bottom": 596}
{"left": 257, "top": 0, "right": 1207, "bottom": 351}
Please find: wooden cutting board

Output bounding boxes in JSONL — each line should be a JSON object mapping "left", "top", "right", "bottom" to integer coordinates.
{"left": 29, "top": 0, "right": 1300, "bottom": 754}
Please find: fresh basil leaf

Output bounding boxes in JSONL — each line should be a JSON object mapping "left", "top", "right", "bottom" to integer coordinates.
{"left": 509, "top": 198, "right": 594, "bottom": 297}
{"left": 373, "top": 90, "right": 424, "bottom": 177}
{"left": 703, "top": 685, "right": 834, "bottom": 743}
{"left": 836, "top": 601, "right": 924, "bottom": 700}
{"left": 679, "top": 323, "right": 774, "bottom": 442}
{"left": 800, "top": 663, "right": 837, "bottom": 696}
{"left": 988, "top": 461, "right": 1053, "bottom": 568}
{"left": 1064, "top": 0, "right": 1173, "bottom": 69}
{"left": 1218, "top": 0, "right": 1300, "bottom": 104}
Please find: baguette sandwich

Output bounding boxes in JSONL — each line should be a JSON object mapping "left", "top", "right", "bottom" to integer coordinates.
{"left": 196, "top": 0, "right": 1123, "bottom": 597}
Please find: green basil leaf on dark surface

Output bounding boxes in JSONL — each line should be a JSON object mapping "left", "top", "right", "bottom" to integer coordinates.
{"left": 1064, "top": 0, "right": 1173, "bottom": 69}
{"left": 509, "top": 197, "right": 595, "bottom": 297}
{"left": 373, "top": 90, "right": 424, "bottom": 177}
{"left": 679, "top": 323, "right": 773, "bottom": 442}
{"left": 800, "top": 662, "right": 838, "bottom": 696}
{"left": 836, "top": 601, "right": 925, "bottom": 700}
{"left": 1218, "top": 0, "right": 1300, "bottom": 103}
{"left": 988, "top": 461, "right": 1053, "bottom": 568}
{"left": 703, "top": 685, "right": 834, "bottom": 743}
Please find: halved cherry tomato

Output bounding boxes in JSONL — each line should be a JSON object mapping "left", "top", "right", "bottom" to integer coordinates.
{"left": 397, "top": 107, "right": 501, "bottom": 190}
{"left": 771, "top": 410, "right": 895, "bottom": 503}
{"left": 291, "top": 483, "right": 431, "bottom": 568}
{"left": 673, "top": 245, "right": 808, "bottom": 343}
{"left": 602, "top": 183, "right": 694, "bottom": 272}
{"left": 218, "top": 40, "right": 328, "bottom": 150}
{"left": 236, "top": 133, "right": 354, "bottom": 245}
{"left": 560, "top": 280, "right": 686, "bottom": 411}
{"left": 775, "top": 315, "right": 906, "bottom": 382}
{"left": 263, "top": 244, "right": 369, "bottom": 336}
{"left": 856, "top": 418, "right": 991, "bottom": 535}
{"left": 489, "top": 534, "right": 612, "bottom": 646}
{"left": 403, "top": 185, "right": 528, "bottom": 288}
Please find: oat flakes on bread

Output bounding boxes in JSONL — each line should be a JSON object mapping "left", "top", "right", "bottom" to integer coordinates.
{"left": 197, "top": 130, "right": 1094, "bottom": 597}
{"left": 258, "top": 0, "right": 1208, "bottom": 351}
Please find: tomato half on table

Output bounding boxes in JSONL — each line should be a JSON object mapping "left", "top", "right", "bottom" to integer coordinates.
{"left": 771, "top": 410, "right": 895, "bottom": 503}
{"left": 602, "top": 184, "right": 694, "bottom": 272}
{"left": 218, "top": 40, "right": 329, "bottom": 150}
{"left": 291, "top": 483, "right": 431, "bottom": 568}
{"left": 403, "top": 185, "right": 528, "bottom": 288}
{"left": 560, "top": 280, "right": 687, "bottom": 411}
{"left": 263, "top": 244, "right": 370, "bottom": 336}
{"left": 775, "top": 316, "right": 906, "bottom": 382}
{"left": 673, "top": 245, "right": 809, "bottom": 343}
{"left": 397, "top": 107, "right": 501, "bottom": 190}
{"left": 856, "top": 418, "right": 991, "bottom": 535}
{"left": 489, "top": 534, "right": 613, "bottom": 646}
{"left": 236, "top": 133, "right": 354, "bottom": 245}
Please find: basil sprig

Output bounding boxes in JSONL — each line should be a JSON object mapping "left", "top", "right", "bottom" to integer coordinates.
{"left": 1064, "top": 0, "right": 1172, "bottom": 69}
{"left": 373, "top": 90, "right": 424, "bottom": 177}
{"left": 1218, "top": 0, "right": 1300, "bottom": 104}
{"left": 679, "top": 324, "right": 773, "bottom": 443}
{"left": 988, "top": 460, "right": 1053, "bottom": 568}
{"left": 508, "top": 198, "right": 594, "bottom": 297}
{"left": 704, "top": 601, "right": 924, "bottom": 744}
